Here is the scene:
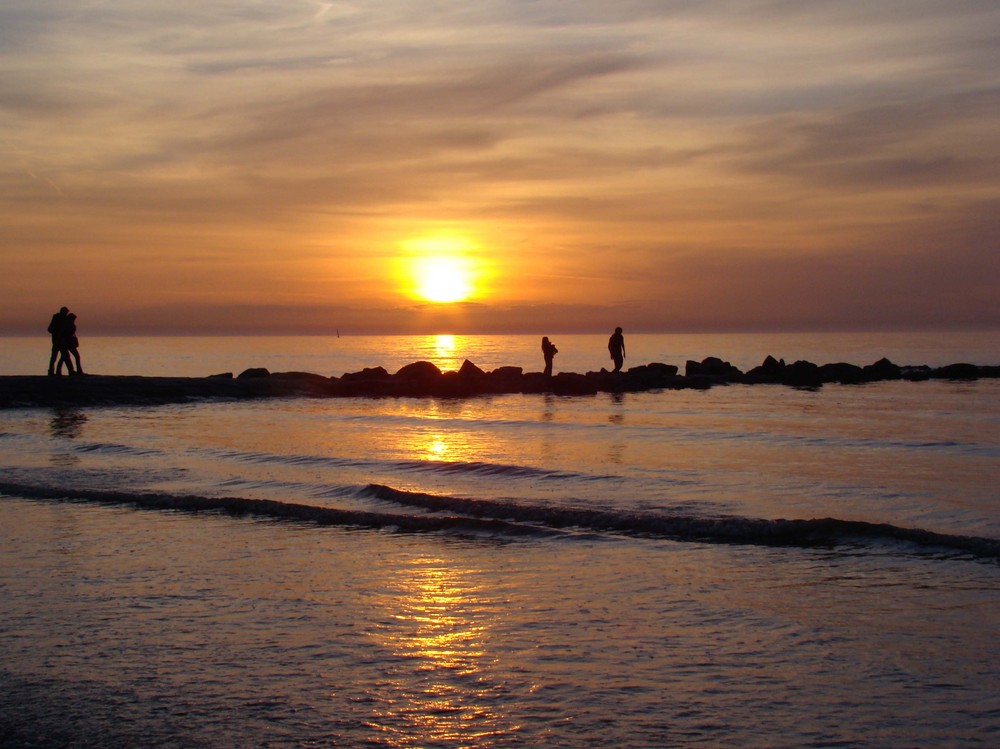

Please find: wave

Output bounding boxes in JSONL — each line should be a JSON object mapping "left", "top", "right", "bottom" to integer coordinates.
{"left": 359, "top": 484, "right": 1000, "bottom": 559}
{"left": 72, "top": 441, "right": 165, "bottom": 458}
{"left": 200, "top": 447, "right": 612, "bottom": 481}
{"left": 0, "top": 481, "right": 553, "bottom": 538}
{"left": 2, "top": 480, "right": 998, "bottom": 561}
{"left": 388, "top": 459, "right": 610, "bottom": 481}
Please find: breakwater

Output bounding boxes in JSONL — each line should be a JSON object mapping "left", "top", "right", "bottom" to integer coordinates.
{"left": 2, "top": 356, "right": 998, "bottom": 408}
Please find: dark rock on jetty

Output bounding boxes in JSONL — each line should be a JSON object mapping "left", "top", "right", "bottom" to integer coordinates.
{"left": 2, "top": 357, "right": 998, "bottom": 409}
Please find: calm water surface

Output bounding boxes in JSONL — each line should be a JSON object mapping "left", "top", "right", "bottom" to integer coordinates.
{"left": 3, "top": 330, "right": 999, "bottom": 377}
{"left": 1, "top": 332, "right": 999, "bottom": 747}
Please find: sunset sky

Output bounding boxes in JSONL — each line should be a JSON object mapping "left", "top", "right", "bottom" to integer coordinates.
{"left": 3, "top": 0, "right": 998, "bottom": 335}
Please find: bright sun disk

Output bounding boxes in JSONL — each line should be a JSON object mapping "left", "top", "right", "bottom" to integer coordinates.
{"left": 401, "top": 236, "right": 481, "bottom": 304}
{"left": 416, "top": 257, "right": 472, "bottom": 303}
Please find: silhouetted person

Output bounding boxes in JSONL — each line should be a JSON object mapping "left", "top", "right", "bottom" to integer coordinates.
{"left": 608, "top": 326, "right": 625, "bottom": 373}
{"left": 542, "top": 336, "right": 558, "bottom": 377}
{"left": 47, "top": 307, "right": 71, "bottom": 376}
{"left": 61, "top": 313, "right": 83, "bottom": 375}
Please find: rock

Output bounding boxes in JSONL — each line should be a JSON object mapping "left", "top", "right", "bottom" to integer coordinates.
{"left": 818, "top": 362, "right": 865, "bottom": 384}
{"left": 490, "top": 366, "right": 523, "bottom": 379}
{"left": 686, "top": 357, "right": 742, "bottom": 379}
{"left": 208, "top": 372, "right": 234, "bottom": 379}
{"left": 395, "top": 361, "right": 442, "bottom": 381}
{"left": 781, "top": 360, "right": 822, "bottom": 387}
{"left": 265, "top": 371, "right": 337, "bottom": 397}
{"left": 901, "top": 365, "right": 932, "bottom": 381}
{"left": 622, "top": 363, "right": 680, "bottom": 390}
{"left": 433, "top": 371, "right": 479, "bottom": 397}
{"left": 863, "top": 358, "right": 901, "bottom": 381}
{"left": 341, "top": 366, "right": 390, "bottom": 382}
{"left": 760, "top": 355, "right": 785, "bottom": 375}
{"left": 516, "top": 372, "right": 550, "bottom": 393}
{"left": 551, "top": 372, "right": 600, "bottom": 395}
{"left": 932, "top": 363, "right": 980, "bottom": 379}
{"left": 271, "top": 371, "right": 332, "bottom": 384}
{"left": 745, "top": 355, "right": 786, "bottom": 383}
{"left": 628, "top": 362, "right": 679, "bottom": 378}
{"left": 237, "top": 367, "right": 270, "bottom": 379}
{"left": 458, "top": 359, "right": 486, "bottom": 378}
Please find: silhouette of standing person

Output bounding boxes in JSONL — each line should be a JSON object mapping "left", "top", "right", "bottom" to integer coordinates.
{"left": 47, "top": 307, "right": 70, "bottom": 376}
{"left": 61, "top": 313, "right": 84, "bottom": 375}
{"left": 541, "top": 336, "right": 558, "bottom": 377}
{"left": 608, "top": 326, "right": 625, "bottom": 373}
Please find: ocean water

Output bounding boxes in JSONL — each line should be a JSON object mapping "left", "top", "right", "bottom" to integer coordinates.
{"left": 1, "top": 332, "right": 999, "bottom": 747}
{"left": 4, "top": 329, "right": 1000, "bottom": 378}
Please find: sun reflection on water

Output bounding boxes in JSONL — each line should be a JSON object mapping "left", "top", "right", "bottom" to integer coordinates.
{"left": 433, "top": 334, "right": 456, "bottom": 360}
{"left": 425, "top": 436, "right": 449, "bottom": 462}
{"left": 364, "top": 556, "right": 513, "bottom": 746}
{"left": 403, "top": 333, "right": 477, "bottom": 373}
{"left": 393, "top": 412, "right": 485, "bottom": 465}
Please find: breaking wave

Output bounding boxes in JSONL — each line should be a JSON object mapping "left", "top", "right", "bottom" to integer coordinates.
{"left": 0, "top": 481, "right": 552, "bottom": 538}
{"left": 2, "top": 480, "right": 998, "bottom": 561}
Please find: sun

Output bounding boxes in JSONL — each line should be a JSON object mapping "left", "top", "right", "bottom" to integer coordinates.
{"left": 400, "top": 236, "right": 483, "bottom": 304}
{"left": 415, "top": 256, "right": 472, "bottom": 303}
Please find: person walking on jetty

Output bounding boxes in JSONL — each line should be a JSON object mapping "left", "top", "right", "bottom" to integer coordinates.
{"left": 541, "top": 336, "right": 558, "bottom": 377}
{"left": 47, "top": 306, "right": 72, "bottom": 376}
{"left": 608, "top": 326, "right": 626, "bottom": 373}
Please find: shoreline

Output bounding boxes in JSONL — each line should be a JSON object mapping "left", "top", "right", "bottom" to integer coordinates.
{"left": 2, "top": 355, "right": 998, "bottom": 409}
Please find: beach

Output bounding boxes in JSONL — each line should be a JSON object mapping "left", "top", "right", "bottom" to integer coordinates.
{"left": 2, "top": 332, "right": 999, "bottom": 747}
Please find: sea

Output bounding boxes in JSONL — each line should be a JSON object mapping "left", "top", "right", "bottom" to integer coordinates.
{"left": 1, "top": 331, "right": 999, "bottom": 748}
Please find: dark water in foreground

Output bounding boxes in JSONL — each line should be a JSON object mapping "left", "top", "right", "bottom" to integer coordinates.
{"left": 1, "top": 333, "right": 999, "bottom": 747}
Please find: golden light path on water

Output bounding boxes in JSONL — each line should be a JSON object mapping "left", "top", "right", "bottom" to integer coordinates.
{"left": 433, "top": 334, "right": 457, "bottom": 363}
{"left": 398, "top": 401, "right": 502, "bottom": 468}
{"left": 358, "top": 413, "right": 518, "bottom": 746}
{"left": 364, "top": 556, "right": 514, "bottom": 746}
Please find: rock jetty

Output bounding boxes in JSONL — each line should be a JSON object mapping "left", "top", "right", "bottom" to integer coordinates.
{"left": 1, "top": 357, "right": 998, "bottom": 409}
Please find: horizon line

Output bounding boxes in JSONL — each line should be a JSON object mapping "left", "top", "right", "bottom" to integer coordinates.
{"left": 4, "top": 324, "right": 1000, "bottom": 338}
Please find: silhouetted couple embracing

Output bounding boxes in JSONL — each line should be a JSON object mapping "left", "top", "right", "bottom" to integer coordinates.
{"left": 47, "top": 306, "right": 84, "bottom": 376}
